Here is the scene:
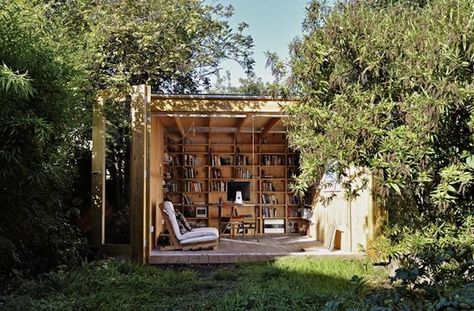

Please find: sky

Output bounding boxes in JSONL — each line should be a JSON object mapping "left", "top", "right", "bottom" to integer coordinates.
{"left": 210, "top": 0, "right": 310, "bottom": 85}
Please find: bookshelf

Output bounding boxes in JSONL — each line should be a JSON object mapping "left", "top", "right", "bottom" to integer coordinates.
{"left": 162, "top": 130, "right": 309, "bottom": 234}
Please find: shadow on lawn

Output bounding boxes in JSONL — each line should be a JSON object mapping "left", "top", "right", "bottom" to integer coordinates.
{"left": 0, "top": 258, "right": 376, "bottom": 311}
{"left": 207, "top": 257, "right": 373, "bottom": 311}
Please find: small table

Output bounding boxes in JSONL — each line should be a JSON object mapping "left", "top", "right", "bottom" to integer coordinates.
{"left": 218, "top": 203, "right": 259, "bottom": 242}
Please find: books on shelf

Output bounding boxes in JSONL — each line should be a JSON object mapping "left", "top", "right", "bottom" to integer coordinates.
{"left": 184, "top": 181, "right": 204, "bottom": 192}
{"left": 184, "top": 167, "right": 197, "bottom": 179}
{"left": 288, "top": 194, "right": 302, "bottom": 205}
{"left": 236, "top": 154, "right": 250, "bottom": 166}
{"left": 288, "top": 207, "right": 302, "bottom": 217}
{"left": 184, "top": 154, "right": 200, "bottom": 166}
{"left": 261, "top": 154, "right": 284, "bottom": 166}
{"left": 169, "top": 155, "right": 180, "bottom": 166}
{"left": 211, "top": 167, "right": 222, "bottom": 178}
{"left": 164, "top": 167, "right": 173, "bottom": 179}
{"left": 210, "top": 155, "right": 233, "bottom": 166}
{"left": 210, "top": 181, "right": 226, "bottom": 192}
{"left": 262, "top": 181, "right": 275, "bottom": 191}
{"left": 183, "top": 193, "right": 193, "bottom": 205}
{"left": 163, "top": 181, "right": 178, "bottom": 193}
{"left": 261, "top": 193, "right": 279, "bottom": 205}
{"left": 262, "top": 206, "right": 280, "bottom": 218}
{"left": 236, "top": 168, "right": 252, "bottom": 179}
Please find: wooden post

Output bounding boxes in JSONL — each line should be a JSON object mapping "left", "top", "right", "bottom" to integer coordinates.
{"left": 130, "top": 85, "right": 151, "bottom": 263}
{"left": 91, "top": 95, "right": 106, "bottom": 248}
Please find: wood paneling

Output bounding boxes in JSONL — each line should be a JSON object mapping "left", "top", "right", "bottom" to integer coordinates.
{"left": 130, "top": 85, "right": 150, "bottom": 263}
{"left": 150, "top": 117, "right": 165, "bottom": 250}
{"left": 91, "top": 96, "right": 106, "bottom": 248}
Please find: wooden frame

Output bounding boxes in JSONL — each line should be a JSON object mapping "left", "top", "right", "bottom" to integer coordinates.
{"left": 159, "top": 203, "right": 218, "bottom": 251}
{"left": 92, "top": 89, "right": 381, "bottom": 261}
{"left": 91, "top": 95, "right": 106, "bottom": 248}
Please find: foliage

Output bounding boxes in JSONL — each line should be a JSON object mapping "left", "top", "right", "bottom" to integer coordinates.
{"left": 287, "top": 0, "right": 474, "bottom": 224}
{"left": 211, "top": 73, "right": 287, "bottom": 97}
{"left": 38, "top": 0, "right": 258, "bottom": 244}
{"left": 288, "top": 0, "right": 474, "bottom": 308}
{"left": 43, "top": 0, "right": 255, "bottom": 94}
{"left": 0, "top": 1, "right": 88, "bottom": 276}
{"left": 210, "top": 51, "right": 295, "bottom": 96}
{"left": 383, "top": 217, "right": 474, "bottom": 292}
{"left": 323, "top": 219, "right": 474, "bottom": 310}
{"left": 322, "top": 277, "right": 474, "bottom": 310}
{"left": 0, "top": 257, "right": 377, "bottom": 311}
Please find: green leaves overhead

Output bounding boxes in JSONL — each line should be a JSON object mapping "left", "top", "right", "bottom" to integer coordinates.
{"left": 288, "top": 0, "right": 474, "bottom": 220}
{"left": 44, "top": 0, "right": 255, "bottom": 93}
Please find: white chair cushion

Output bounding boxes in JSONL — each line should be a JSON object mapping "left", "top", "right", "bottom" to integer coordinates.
{"left": 164, "top": 201, "right": 219, "bottom": 243}
{"left": 192, "top": 227, "right": 219, "bottom": 237}
{"left": 181, "top": 228, "right": 218, "bottom": 241}
{"left": 164, "top": 201, "right": 182, "bottom": 240}
{"left": 180, "top": 235, "right": 217, "bottom": 245}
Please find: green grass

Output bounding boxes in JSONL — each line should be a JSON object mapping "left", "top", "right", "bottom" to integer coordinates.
{"left": 0, "top": 257, "right": 383, "bottom": 311}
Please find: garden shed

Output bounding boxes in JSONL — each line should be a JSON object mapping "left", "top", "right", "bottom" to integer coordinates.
{"left": 91, "top": 85, "right": 380, "bottom": 263}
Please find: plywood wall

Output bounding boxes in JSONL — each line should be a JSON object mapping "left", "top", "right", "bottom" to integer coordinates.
{"left": 312, "top": 170, "right": 374, "bottom": 253}
{"left": 150, "top": 117, "right": 165, "bottom": 248}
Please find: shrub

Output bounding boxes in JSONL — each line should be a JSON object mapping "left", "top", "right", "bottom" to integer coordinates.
{"left": 0, "top": 1, "right": 87, "bottom": 276}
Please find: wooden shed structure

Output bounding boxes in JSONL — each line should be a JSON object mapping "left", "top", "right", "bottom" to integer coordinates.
{"left": 91, "top": 85, "right": 380, "bottom": 263}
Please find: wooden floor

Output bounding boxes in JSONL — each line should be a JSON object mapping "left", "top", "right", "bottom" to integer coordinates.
{"left": 149, "top": 235, "right": 355, "bottom": 264}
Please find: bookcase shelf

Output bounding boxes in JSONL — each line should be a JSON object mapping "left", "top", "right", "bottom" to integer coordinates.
{"left": 162, "top": 130, "right": 309, "bottom": 235}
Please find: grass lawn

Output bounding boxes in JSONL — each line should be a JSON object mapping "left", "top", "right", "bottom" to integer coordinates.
{"left": 0, "top": 256, "right": 384, "bottom": 311}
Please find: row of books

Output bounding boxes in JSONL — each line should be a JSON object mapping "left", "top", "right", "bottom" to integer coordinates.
{"left": 262, "top": 181, "right": 276, "bottom": 191}
{"left": 164, "top": 167, "right": 173, "bottom": 179}
{"left": 236, "top": 168, "right": 252, "bottom": 179}
{"left": 261, "top": 155, "right": 284, "bottom": 166}
{"left": 184, "top": 167, "right": 198, "bottom": 179}
{"left": 211, "top": 168, "right": 222, "bottom": 178}
{"left": 288, "top": 194, "right": 302, "bottom": 205}
{"left": 262, "top": 207, "right": 279, "bottom": 218}
{"left": 236, "top": 154, "right": 250, "bottom": 166}
{"left": 163, "top": 181, "right": 178, "bottom": 193}
{"left": 184, "top": 154, "right": 200, "bottom": 166}
{"left": 183, "top": 193, "right": 193, "bottom": 205}
{"left": 288, "top": 207, "right": 303, "bottom": 217}
{"left": 261, "top": 193, "right": 279, "bottom": 205}
{"left": 210, "top": 155, "right": 233, "bottom": 166}
{"left": 184, "top": 181, "right": 204, "bottom": 192}
{"left": 165, "top": 154, "right": 181, "bottom": 166}
{"left": 210, "top": 181, "right": 226, "bottom": 192}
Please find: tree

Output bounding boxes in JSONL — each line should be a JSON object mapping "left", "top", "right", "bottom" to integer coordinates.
{"left": 39, "top": 0, "right": 257, "bottom": 243}
{"left": 287, "top": 0, "right": 474, "bottom": 301}
{"left": 288, "top": 0, "right": 474, "bottom": 224}
{"left": 43, "top": 0, "right": 255, "bottom": 93}
{"left": 0, "top": 1, "right": 87, "bottom": 275}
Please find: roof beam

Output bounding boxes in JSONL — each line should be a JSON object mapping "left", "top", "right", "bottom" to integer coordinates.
{"left": 173, "top": 116, "right": 185, "bottom": 137}
{"left": 260, "top": 117, "right": 280, "bottom": 137}
{"left": 234, "top": 115, "right": 248, "bottom": 136}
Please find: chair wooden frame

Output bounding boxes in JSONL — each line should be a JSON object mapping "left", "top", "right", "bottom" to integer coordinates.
{"left": 159, "top": 203, "right": 218, "bottom": 251}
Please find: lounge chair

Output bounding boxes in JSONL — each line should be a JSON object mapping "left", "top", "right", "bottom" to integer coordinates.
{"left": 160, "top": 201, "right": 219, "bottom": 250}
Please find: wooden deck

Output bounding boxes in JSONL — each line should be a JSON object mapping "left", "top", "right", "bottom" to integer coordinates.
{"left": 149, "top": 235, "right": 355, "bottom": 264}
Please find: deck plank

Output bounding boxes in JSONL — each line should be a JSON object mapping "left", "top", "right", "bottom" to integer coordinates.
{"left": 150, "top": 236, "right": 356, "bottom": 265}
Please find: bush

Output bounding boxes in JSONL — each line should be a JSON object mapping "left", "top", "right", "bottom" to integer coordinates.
{"left": 0, "top": 1, "right": 87, "bottom": 276}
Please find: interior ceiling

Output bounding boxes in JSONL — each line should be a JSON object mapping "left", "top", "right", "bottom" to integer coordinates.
{"left": 158, "top": 114, "right": 286, "bottom": 134}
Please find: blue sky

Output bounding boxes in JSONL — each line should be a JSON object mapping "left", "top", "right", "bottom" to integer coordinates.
{"left": 211, "top": 0, "right": 310, "bottom": 85}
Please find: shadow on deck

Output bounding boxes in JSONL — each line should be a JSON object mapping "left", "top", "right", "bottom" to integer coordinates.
{"left": 149, "top": 235, "right": 357, "bottom": 264}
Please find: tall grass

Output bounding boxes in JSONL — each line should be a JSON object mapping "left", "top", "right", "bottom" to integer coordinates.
{"left": 0, "top": 257, "right": 381, "bottom": 311}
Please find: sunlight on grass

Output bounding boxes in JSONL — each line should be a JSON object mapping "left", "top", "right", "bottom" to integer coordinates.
{"left": 216, "top": 256, "right": 378, "bottom": 310}
{"left": 0, "top": 258, "right": 384, "bottom": 311}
